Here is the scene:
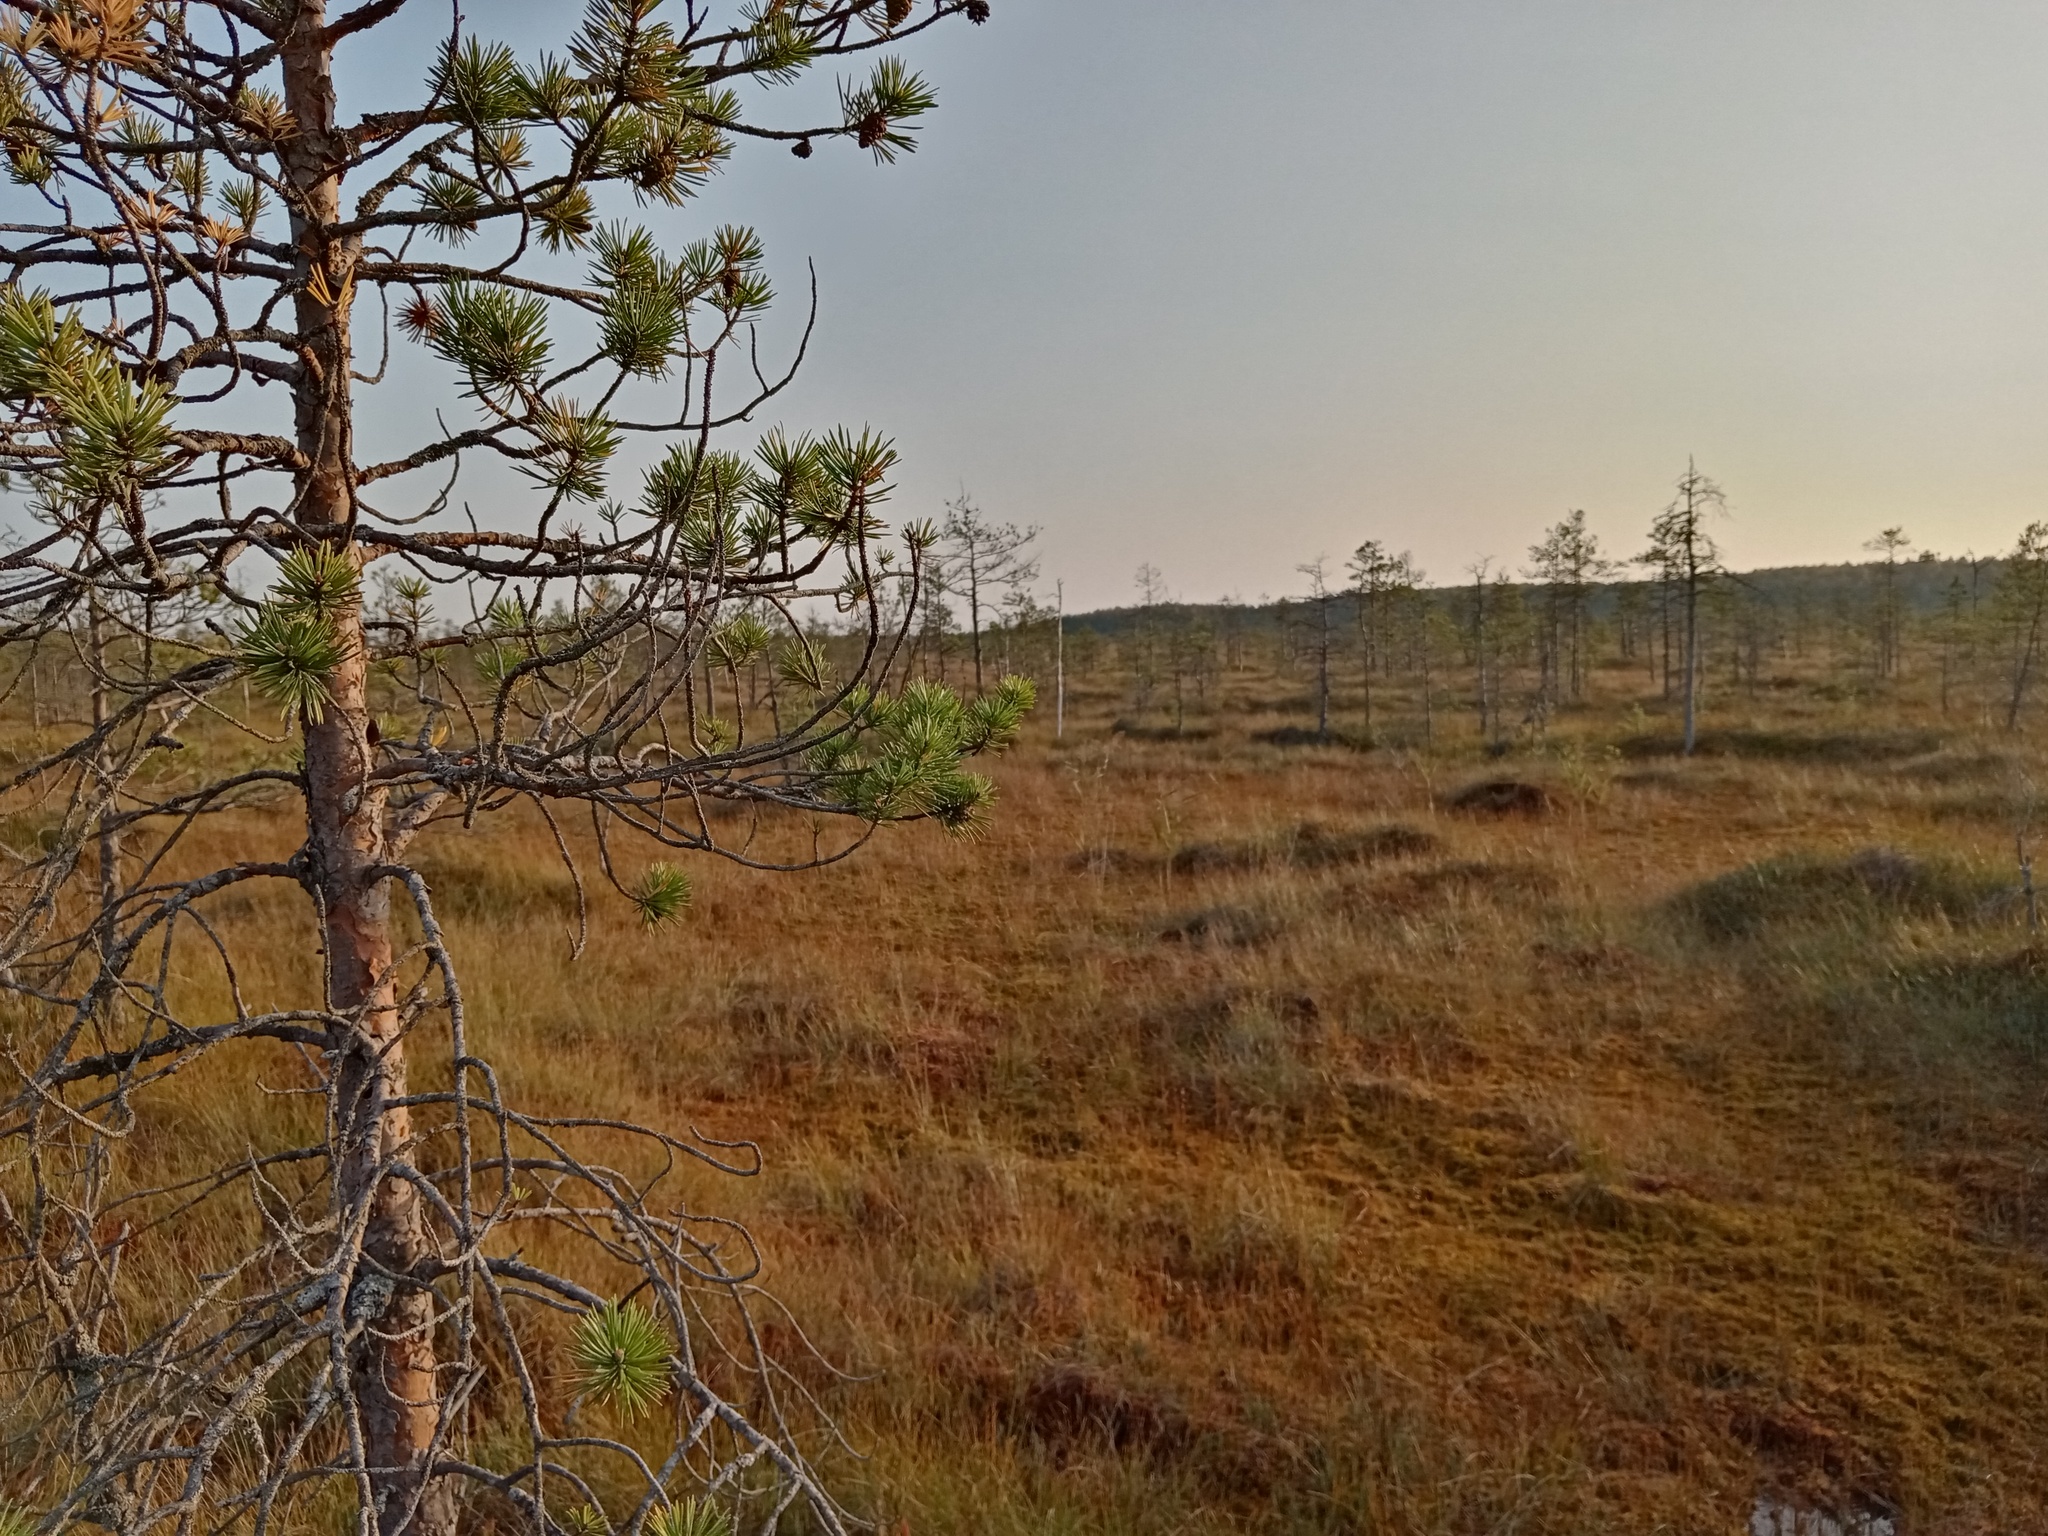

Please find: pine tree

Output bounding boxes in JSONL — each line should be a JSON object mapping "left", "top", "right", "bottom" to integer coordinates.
{"left": 0, "top": 4, "right": 1006, "bottom": 1534}
{"left": 1865, "top": 525, "right": 1912, "bottom": 680}
{"left": 939, "top": 493, "right": 1040, "bottom": 695}
{"left": 1615, "top": 579, "right": 1650, "bottom": 672}
{"left": 1640, "top": 460, "right": 1727, "bottom": 755}
{"left": 1297, "top": 556, "right": 1337, "bottom": 742}
{"left": 1996, "top": 523, "right": 2048, "bottom": 730}
{"left": 1130, "top": 562, "right": 1167, "bottom": 715}
{"left": 1465, "top": 558, "right": 1529, "bottom": 746}
{"left": 1940, "top": 569, "right": 1972, "bottom": 716}
{"left": 1526, "top": 509, "right": 1612, "bottom": 705}
{"left": 1347, "top": 538, "right": 1412, "bottom": 741}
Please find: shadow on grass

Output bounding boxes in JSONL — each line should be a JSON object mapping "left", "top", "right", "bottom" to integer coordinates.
{"left": 1445, "top": 779, "right": 1551, "bottom": 817}
{"left": 1071, "top": 821, "right": 1441, "bottom": 879}
{"left": 1666, "top": 847, "right": 2003, "bottom": 944}
{"left": 1618, "top": 728, "right": 1947, "bottom": 764}
{"left": 1856, "top": 948, "right": 2048, "bottom": 1064}
{"left": 1169, "top": 822, "right": 1442, "bottom": 877}
{"left": 1250, "top": 725, "right": 1375, "bottom": 750}
{"left": 1109, "top": 719, "right": 1220, "bottom": 743}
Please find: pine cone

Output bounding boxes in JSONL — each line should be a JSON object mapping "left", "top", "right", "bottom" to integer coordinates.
{"left": 885, "top": 0, "right": 913, "bottom": 24}
{"left": 635, "top": 144, "right": 680, "bottom": 191}
{"left": 855, "top": 109, "right": 888, "bottom": 149}
{"left": 964, "top": 0, "right": 990, "bottom": 21}
{"left": 792, "top": 137, "right": 813, "bottom": 159}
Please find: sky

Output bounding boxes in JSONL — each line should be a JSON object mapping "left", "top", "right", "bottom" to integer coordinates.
{"left": 356, "top": 3, "right": 2048, "bottom": 607}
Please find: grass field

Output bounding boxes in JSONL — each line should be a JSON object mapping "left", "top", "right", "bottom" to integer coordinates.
{"left": 21, "top": 648, "right": 2048, "bottom": 1535}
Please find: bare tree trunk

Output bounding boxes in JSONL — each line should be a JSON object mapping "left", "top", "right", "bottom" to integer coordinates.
{"left": 1357, "top": 597, "right": 1373, "bottom": 741}
{"left": 283, "top": 12, "right": 451, "bottom": 1533}
{"left": 1659, "top": 577, "right": 1673, "bottom": 697}
{"left": 968, "top": 563, "right": 983, "bottom": 695}
{"left": 1055, "top": 582, "right": 1064, "bottom": 739}
{"left": 1419, "top": 611, "right": 1434, "bottom": 748}
{"left": 1682, "top": 569, "right": 1700, "bottom": 756}
{"left": 1470, "top": 575, "right": 1488, "bottom": 740}
{"left": 1315, "top": 598, "right": 1330, "bottom": 742}
{"left": 2007, "top": 615, "right": 2041, "bottom": 731}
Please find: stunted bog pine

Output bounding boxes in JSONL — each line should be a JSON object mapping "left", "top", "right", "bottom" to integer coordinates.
{"left": 0, "top": 3, "right": 1017, "bottom": 1535}
{"left": 1639, "top": 459, "right": 1725, "bottom": 756}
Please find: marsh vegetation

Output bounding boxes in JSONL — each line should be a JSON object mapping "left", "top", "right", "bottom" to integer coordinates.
{"left": 10, "top": 590, "right": 2047, "bottom": 1534}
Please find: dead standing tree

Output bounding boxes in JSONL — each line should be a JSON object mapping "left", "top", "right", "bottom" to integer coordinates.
{"left": 1290, "top": 557, "right": 1338, "bottom": 743}
{"left": 0, "top": 3, "right": 1016, "bottom": 1536}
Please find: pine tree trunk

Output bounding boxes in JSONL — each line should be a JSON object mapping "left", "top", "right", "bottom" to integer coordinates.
{"left": 1315, "top": 649, "right": 1328, "bottom": 741}
{"left": 1054, "top": 585, "right": 1064, "bottom": 738}
{"left": 1420, "top": 619, "right": 1434, "bottom": 747}
{"left": 1660, "top": 580, "right": 1673, "bottom": 698}
{"left": 2007, "top": 609, "right": 2040, "bottom": 731}
{"left": 283, "top": 12, "right": 452, "bottom": 1533}
{"left": 1361, "top": 643, "right": 1373, "bottom": 742}
{"left": 968, "top": 566, "right": 983, "bottom": 695}
{"left": 1316, "top": 602, "right": 1330, "bottom": 742}
{"left": 1472, "top": 581, "right": 1487, "bottom": 739}
{"left": 1682, "top": 569, "right": 1700, "bottom": 756}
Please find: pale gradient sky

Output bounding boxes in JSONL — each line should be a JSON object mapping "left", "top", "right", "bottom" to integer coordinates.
{"left": 388, "top": 3, "right": 2048, "bottom": 607}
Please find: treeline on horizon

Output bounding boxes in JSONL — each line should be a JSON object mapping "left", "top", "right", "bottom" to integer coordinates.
{"left": 1069, "top": 552, "right": 1999, "bottom": 633}
{"left": 901, "top": 465, "right": 2048, "bottom": 746}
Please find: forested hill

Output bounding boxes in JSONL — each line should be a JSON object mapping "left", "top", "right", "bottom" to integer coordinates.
{"left": 1065, "top": 556, "right": 2002, "bottom": 637}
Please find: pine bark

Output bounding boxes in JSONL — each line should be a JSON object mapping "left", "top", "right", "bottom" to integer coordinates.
{"left": 282, "top": 10, "right": 451, "bottom": 1534}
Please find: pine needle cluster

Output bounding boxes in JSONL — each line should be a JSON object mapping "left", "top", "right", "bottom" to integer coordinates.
{"left": 234, "top": 549, "right": 363, "bottom": 722}
{"left": 571, "top": 1300, "right": 674, "bottom": 1417}
{"left": 812, "top": 675, "right": 1035, "bottom": 833}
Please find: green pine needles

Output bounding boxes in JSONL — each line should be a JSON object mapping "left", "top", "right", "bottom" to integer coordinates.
{"left": 777, "top": 636, "right": 833, "bottom": 694}
{"left": 632, "top": 863, "right": 693, "bottom": 926}
{"left": 571, "top": 1300, "right": 673, "bottom": 1417}
{"left": 524, "top": 398, "right": 623, "bottom": 504}
{"left": 555, "top": 1500, "right": 733, "bottom": 1536}
{"left": 0, "top": 285, "right": 174, "bottom": 507}
{"left": 234, "top": 610, "right": 349, "bottom": 722}
{"left": 813, "top": 675, "right": 1035, "bottom": 834}
{"left": 839, "top": 55, "right": 939, "bottom": 163}
{"left": 709, "top": 612, "right": 773, "bottom": 666}
{"left": 234, "top": 548, "right": 360, "bottom": 721}
{"left": 418, "top": 281, "right": 552, "bottom": 403}
{"left": 272, "top": 545, "right": 361, "bottom": 619}
{"left": 649, "top": 1500, "right": 733, "bottom": 1536}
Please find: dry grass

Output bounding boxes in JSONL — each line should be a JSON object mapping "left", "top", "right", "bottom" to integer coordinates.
{"left": 19, "top": 656, "right": 2048, "bottom": 1534}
